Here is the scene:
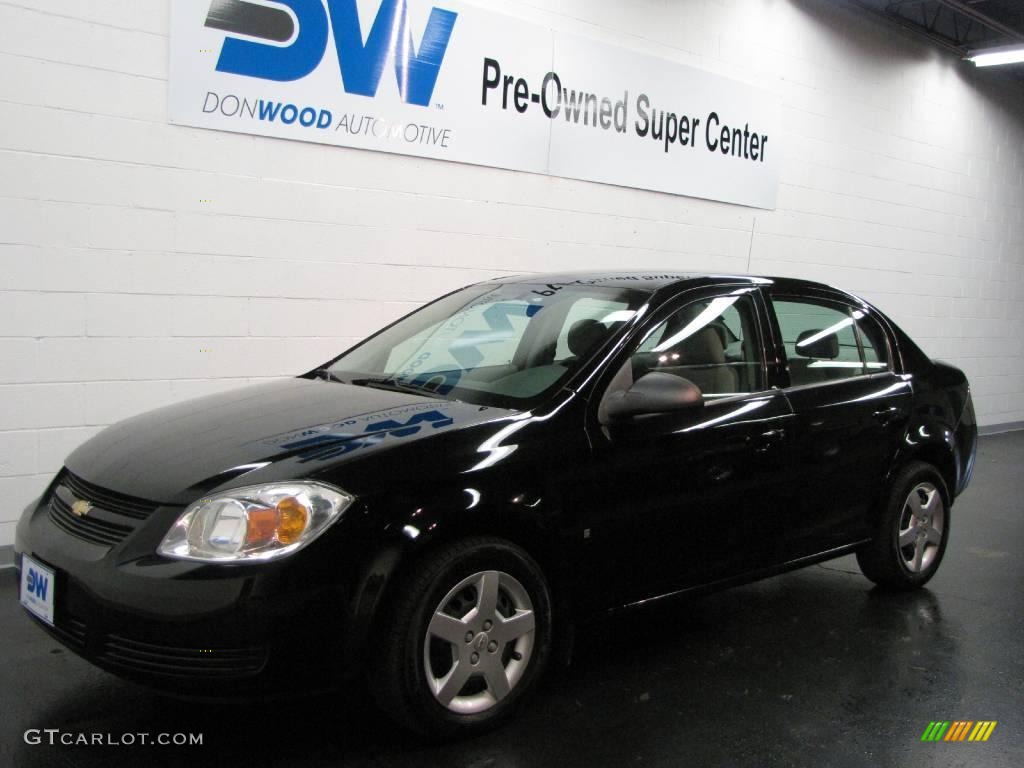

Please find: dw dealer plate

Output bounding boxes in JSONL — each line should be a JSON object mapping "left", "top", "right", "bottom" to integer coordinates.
{"left": 19, "top": 554, "right": 55, "bottom": 626}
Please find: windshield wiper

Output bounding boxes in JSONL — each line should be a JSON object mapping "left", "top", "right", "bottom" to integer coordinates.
{"left": 349, "top": 377, "right": 447, "bottom": 400}
{"left": 312, "top": 369, "right": 345, "bottom": 384}
{"left": 313, "top": 371, "right": 450, "bottom": 400}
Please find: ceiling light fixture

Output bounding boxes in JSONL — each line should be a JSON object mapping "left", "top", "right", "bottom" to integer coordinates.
{"left": 965, "top": 43, "right": 1024, "bottom": 67}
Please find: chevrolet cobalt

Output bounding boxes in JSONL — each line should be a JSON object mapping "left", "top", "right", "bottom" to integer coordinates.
{"left": 16, "top": 272, "right": 976, "bottom": 736}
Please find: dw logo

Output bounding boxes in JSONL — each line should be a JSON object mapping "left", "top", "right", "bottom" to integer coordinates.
{"left": 205, "top": 0, "right": 458, "bottom": 106}
{"left": 281, "top": 409, "right": 456, "bottom": 462}
{"left": 26, "top": 568, "right": 49, "bottom": 602}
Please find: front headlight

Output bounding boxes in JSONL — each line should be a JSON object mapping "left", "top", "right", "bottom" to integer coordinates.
{"left": 158, "top": 481, "right": 352, "bottom": 563}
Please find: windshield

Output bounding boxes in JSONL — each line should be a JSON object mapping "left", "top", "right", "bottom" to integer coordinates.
{"left": 319, "top": 282, "right": 649, "bottom": 408}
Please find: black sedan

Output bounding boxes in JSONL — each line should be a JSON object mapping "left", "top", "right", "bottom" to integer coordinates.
{"left": 15, "top": 272, "right": 976, "bottom": 736}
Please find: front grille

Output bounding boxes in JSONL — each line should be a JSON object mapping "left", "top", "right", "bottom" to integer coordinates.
{"left": 37, "top": 612, "right": 269, "bottom": 681}
{"left": 49, "top": 493, "right": 133, "bottom": 546}
{"left": 46, "top": 470, "right": 160, "bottom": 548}
{"left": 100, "top": 634, "right": 268, "bottom": 679}
{"left": 49, "top": 615, "right": 87, "bottom": 649}
{"left": 60, "top": 471, "right": 159, "bottom": 520}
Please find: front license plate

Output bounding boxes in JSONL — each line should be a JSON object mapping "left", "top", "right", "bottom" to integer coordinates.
{"left": 19, "top": 555, "right": 55, "bottom": 626}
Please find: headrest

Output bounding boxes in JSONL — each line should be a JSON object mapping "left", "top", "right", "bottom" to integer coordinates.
{"left": 567, "top": 319, "right": 609, "bottom": 357}
{"left": 795, "top": 328, "right": 839, "bottom": 359}
{"left": 677, "top": 327, "right": 726, "bottom": 365}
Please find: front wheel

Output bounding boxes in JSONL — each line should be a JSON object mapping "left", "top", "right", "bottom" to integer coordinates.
{"left": 857, "top": 461, "right": 950, "bottom": 590}
{"left": 371, "top": 537, "right": 552, "bottom": 736}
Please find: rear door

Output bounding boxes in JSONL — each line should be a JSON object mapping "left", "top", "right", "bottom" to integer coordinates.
{"left": 765, "top": 290, "right": 912, "bottom": 558}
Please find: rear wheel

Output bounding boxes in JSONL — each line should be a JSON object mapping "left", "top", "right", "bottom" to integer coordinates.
{"left": 372, "top": 537, "right": 552, "bottom": 736}
{"left": 857, "top": 461, "right": 950, "bottom": 589}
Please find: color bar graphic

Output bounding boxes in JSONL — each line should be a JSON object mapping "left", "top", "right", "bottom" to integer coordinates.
{"left": 968, "top": 722, "right": 998, "bottom": 742}
{"left": 944, "top": 721, "right": 972, "bottom": 741}
{"left": 921, "top": 721, "right": 996, "bottom": 742}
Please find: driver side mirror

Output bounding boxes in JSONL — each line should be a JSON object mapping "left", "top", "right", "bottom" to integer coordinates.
{"left": 605, "top": 372, "right": 704, "bottom": 421}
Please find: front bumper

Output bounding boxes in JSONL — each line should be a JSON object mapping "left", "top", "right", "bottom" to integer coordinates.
{"left": 14, "top": 484, "right": 357, "bottom": 695}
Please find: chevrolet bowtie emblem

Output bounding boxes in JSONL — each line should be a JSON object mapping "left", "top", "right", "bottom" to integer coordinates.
{"left": 70, "top": 499, "right": 93, "bottom": 517}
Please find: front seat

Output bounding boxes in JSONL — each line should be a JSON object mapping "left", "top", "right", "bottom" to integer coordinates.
{"left": 565, "top": 318, "right": 612, "bottom": 363}
{"left": 670, "top": 327, "right": 737, "bottom": 395}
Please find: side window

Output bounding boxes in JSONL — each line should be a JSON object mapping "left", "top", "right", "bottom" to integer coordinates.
{"left": 553, "top": 297, "right": 633, "bottom": 362}
{"left": 630, "top": 294, "right": 763, "bottom": 398}
{"left": 771, "top": 297, "right": 890, "bottom": 387}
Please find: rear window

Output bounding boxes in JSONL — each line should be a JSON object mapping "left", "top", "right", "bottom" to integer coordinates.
{"left": 771, "top": 297, "right": 890, "bottom": 387}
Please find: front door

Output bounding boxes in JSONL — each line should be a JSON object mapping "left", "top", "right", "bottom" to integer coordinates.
{"left": 581, "top": 288, "right": 797, "bottom": 606}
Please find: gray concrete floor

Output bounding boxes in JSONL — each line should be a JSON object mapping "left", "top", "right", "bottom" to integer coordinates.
{"left": 1, "top": 432, "right": 1022, "bottom": 767}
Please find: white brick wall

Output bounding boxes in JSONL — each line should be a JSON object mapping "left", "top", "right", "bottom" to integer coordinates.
{"left": 1, "top": 0, "right": 1022, "bottom": 547}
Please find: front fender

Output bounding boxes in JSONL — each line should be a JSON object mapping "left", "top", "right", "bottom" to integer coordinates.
{"left": 338, "top": 479, "right": 569, "bottom": 677}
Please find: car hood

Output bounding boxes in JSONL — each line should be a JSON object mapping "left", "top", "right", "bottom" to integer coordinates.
{"left": 65, "top": 378, "right": 516, "bottom": 504}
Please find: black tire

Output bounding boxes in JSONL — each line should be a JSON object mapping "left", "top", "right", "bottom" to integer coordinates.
{"left": 857, "top": 461, "right": 951, "bottom": 590}
{"left": 371, "top": 536, "right": 552, "bottom": 737}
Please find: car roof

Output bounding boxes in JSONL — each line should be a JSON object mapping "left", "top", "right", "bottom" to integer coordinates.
{"left": 487, "top": 271, "right": 836, "bottom": 294}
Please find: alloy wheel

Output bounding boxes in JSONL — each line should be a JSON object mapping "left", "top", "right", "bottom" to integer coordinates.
{"left": 422, "top": 570, "right": 536, "bottom": 714}
{"left": 897, "top": 482, "right": 944, "bottom": 573}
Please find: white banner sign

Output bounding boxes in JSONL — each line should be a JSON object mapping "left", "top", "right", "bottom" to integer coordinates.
{"left": 170, "top": 0, "right": 782, "bottom": 208}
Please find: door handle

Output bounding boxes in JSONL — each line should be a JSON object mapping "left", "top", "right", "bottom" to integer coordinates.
{"left": 873, "top": 407, "right": 901, "bottom": 426}
{"left": 750, "top": 428, "right": 786, "bottom": 452}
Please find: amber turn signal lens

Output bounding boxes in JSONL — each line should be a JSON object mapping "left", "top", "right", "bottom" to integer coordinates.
{"left": 245, "top": 507, "right": 278, "bottom": 546}
{"left": 275, "top": 496, "right": 309, "bottom": 544}
{"left": 244, "top": 499, "right": 308, "bottom": 547}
